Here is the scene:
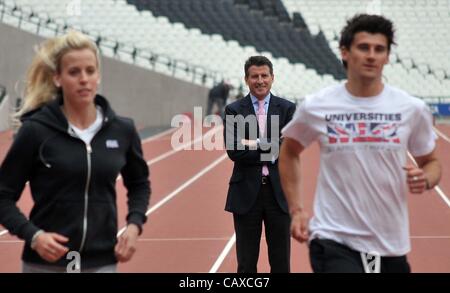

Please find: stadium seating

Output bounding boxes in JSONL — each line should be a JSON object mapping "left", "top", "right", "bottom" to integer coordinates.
{"left": 3, "top": 0, "right": 342, "bottom": 100}
{"left": 282, "top": 0, "right": 450, "bottom": 98}
{"left": 3, "top": 0, "right": 448, "bottom": 100}
{"left": 126, "top": 0, "right": 345, "bottom": 80}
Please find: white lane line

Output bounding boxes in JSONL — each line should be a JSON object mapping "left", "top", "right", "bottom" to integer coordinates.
{"left": 0, "top": 237, "right": 231, "bottom": 244}
{"left": 145, "top": 126, "right": 222, "bottom": 167}
{"left": 141, "top": 127, "right": 176, "bottom": 144}
{"left": 0, "top": 240, "right": 22, "bottom": 244}
{"left": 433, "top": 186, "right": 450, "bottom": 208}
{"left": 434, "top": 127, "right": 450, "bottom": 143}
{"left": 407, "top": 152, "right": 450, "bottom": 208}
{"left": 410, "top": 236, "right": 450, "bottom": 239}
{"left": 116, "top": 126, "right": 222, "bottom": 181}
{"left": 209, "top": 233, "right": 236, "bottom": 273}
{"left": 117, "top": 153, "right": 228, "bottom": 237}
{"left": 5, "top": 235, "right": 449, "bottom": 245}
{"left": 0, "top": 127, "right": 222, "bottom": 238}
{"left": 137, "top": 237, "right": 231, "bottom": 242}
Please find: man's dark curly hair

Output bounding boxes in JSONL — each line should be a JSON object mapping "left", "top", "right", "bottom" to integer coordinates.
{"left": 339, "top": 14, "right": 396, "bottom": 69}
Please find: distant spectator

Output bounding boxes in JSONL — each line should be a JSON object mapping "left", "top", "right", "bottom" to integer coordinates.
{"left": 234, "top": 88, "right": 245, "bottom": 101}
{"left": 206, "top": 80, "right": 232, "bottom": 118}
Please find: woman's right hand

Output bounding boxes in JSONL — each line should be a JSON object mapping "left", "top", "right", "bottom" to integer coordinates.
{"left": 32, "top": 232, "right": 69, "bottom": 262}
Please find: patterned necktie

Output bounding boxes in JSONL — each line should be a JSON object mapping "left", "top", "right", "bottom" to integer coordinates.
{"left": 257, "top": 100, "right": 269, "bottom": 176}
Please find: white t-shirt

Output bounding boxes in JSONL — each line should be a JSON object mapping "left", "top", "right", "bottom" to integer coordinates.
{"left": 282, "top": 83, "right": 436, "bottom": 256}
{"left": 69, "top": 107, "right": 103, "bottom": 145}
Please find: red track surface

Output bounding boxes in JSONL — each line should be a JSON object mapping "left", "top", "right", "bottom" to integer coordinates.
{"left": 0, "top": 125, "right": 449, "bottom": 272}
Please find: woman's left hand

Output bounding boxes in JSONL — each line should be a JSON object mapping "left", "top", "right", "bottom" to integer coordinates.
{"left": 114, "top": 224, "right": 140, "bottom": 262}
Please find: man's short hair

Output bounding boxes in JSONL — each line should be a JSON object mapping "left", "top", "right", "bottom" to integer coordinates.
{"left": 339, "top": 14, "right": 396, "bottom": 69}
{"left": 244, "top": 56, "right": 273, "bottom": 78}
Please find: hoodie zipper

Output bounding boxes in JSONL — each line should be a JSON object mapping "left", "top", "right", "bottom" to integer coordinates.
{"left": 66, "top": 106, "right": 108, "bottom": 253}
{"left": 79, "top": 143, "right": 92, "bottom": 252}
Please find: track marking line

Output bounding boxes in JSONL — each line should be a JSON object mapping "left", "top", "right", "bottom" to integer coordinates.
{"left": 141, "top": 127, "right": 176, "bottom": 144}
{"left": 117, "top": 126, "right": 222, "bottom": 180}
{"left": 0, "top": 127, "right": 222, "bottom": 238}
{"left": 434, "top": 127, "right": 450, "bottom": 143}
{"left": 117, "top": 153, "right": 228, "bottom": 237}
{"left": 407, "top": 152, "right": 450, "bottom": 208}
{"left": 146, "top": 126, "right": 222, "bottom": 167}
{"left": 137, "top": 237, "right": 232, "bottom": 242}
{"left": 410, "top": 236, "right": 450, "bottom": 239}
{"left": 0, "top": 237, "right": 236, "bottom": 244}
{"left": 0, "top": 240, "right": 22, "bottom": 244}
{"left": 209, "top": 233, "right": 236, "bottom": 273}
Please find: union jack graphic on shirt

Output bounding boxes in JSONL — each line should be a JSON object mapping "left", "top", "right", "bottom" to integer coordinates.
{"left": 327, "top": 122, "right": 400, "bottom": 144}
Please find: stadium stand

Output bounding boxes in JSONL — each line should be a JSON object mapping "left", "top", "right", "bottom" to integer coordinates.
{"left": 235, "top": 0, "right": 292, "bottom": 23}
{"left": 0, "top": 2, "right": 211, "bottom": 130}
{"left": 282, "top": 0, "right": 450, "bottom": 99}
{"left": 2, "top": 0, "right": 340, "bottom": 100}
{"left": 126, "top": 0, "right": 346, "bottom": 80}
{"left": 0, "top": 0, "right": 221, "bottom": 87}
{"left": 1, "top": 0, "right": 448, "bottom": 102}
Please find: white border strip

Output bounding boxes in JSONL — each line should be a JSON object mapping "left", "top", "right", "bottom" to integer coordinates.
{"left": 137, "top": 237, "right": 231, "bottom": 242}
{"left": 434, "top": 127, "right": 450, "bottom": 143}
{"left": 116, "top": 126, "right": 222, "bottom": 181}
{"left": 145, "top": 126, "right": 222, "bottom": 167}
{"left": 209, "top": 233, "right": 236, "bottom": 273}
{"left": 410, "top": 236, "right": 450, "bottom": 239}
{"left": 117, "top": 153, "right": 228, "bottom": 236}
{"left": 407, "top": 152, "right": 450, "bottom": 208}
{"left": 0, "top": 126, "right": 222, "bottom": 238}
{"left": 4, "top": 235, "right": 449, "bottom": 244}
{"left": 141, "top": 127, "right": 177, "bottom": 144}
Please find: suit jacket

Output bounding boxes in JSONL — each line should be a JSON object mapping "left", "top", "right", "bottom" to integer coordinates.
{"left": 224, "top": 94, "right": 296, "bottom": 214}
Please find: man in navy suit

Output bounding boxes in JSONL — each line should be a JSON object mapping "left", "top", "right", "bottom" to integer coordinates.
{"left": 224, "top": 56, "right": 296, "bottom": 273}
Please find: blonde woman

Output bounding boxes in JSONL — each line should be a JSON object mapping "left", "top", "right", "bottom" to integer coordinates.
{"left": 0, "top": 31, "right": 150, "bottom": 273}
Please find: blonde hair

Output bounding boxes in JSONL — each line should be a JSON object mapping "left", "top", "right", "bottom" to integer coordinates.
{"left": 14, "top": 30, "right": 100, "bottom": 124}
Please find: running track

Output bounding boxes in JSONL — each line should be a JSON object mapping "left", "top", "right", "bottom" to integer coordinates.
{"left": 0, "top": 124, "right": 449, "bottom": 272}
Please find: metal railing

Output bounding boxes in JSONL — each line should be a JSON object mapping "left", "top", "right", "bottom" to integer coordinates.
{"left": 0, "top": 84, "right": 6, "bottom": 105}
{"left": 396, "top": 55, "right": 450, "bottom": 83}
